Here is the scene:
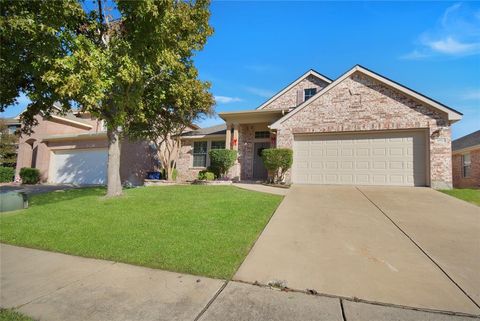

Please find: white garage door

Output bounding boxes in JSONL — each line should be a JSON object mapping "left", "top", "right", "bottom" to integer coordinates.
{"left": 50, "top": 149, "right": 108, "bottom": 185}
{"left": 293, "top": 131, "right": 427, "bottom": 186}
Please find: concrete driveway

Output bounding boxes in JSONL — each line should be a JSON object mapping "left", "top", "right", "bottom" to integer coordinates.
{"left": 234, "top": 185, "right": 480, "bottom": 315}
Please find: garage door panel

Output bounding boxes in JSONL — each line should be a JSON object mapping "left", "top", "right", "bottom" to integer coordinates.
{"left": 293, "top": 131, "right": 427, "bottom": 186}
{"left": 50, "top": 149, "right": 108, "bottom": 185}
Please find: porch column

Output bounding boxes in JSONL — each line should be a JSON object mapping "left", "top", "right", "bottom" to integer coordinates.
{"left": 225, "top": 124, "right": 231, "bottom": 149}
{"left": 232, "top": 124, "right": 239, "bottom": 151}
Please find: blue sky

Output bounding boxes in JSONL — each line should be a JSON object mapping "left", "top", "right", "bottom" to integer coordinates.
{"left": 2, "top": 1, "right": 479, "bottom": 139}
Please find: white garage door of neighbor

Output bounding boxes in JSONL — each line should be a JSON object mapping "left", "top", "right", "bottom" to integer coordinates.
{"left": 293, "top": 131, "right": 427, "bottom": 186}
{"left": 50, "top": 149, "right": 108, "bottom": 185}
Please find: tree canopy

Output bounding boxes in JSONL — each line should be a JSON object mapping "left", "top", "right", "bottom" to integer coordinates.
{"left": 1, "top": 0, "right": 214, "bottom": 196}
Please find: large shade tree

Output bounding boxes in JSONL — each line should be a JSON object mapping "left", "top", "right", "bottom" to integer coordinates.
{"left": 0, "top": 0, "right": 213, "bottom": 196}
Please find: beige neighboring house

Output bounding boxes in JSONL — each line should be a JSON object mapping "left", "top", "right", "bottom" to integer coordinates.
{"left": 452, "top": 130, "right": 480, "bottom": 188}
{"left": 178, "top": 65, "right": 462, "bottom": 189}
{"left": 14, "top": 106, "right": 156, "bottom": 186}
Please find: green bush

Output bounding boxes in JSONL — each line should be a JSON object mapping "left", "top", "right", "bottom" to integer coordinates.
{"left": 261, "top": 148, "right": 293, "bottom": 184}
{"left": 198, "top": 170, "right": 215, "bottom": 181}
{"left": 0, "top": 166, "right": 15, "bottom": 183}
{"left": 19, "top": 167, "right": 40, "bottom": 184}
{"left": 209, "top": 149, "right": 237, "bottom": 178}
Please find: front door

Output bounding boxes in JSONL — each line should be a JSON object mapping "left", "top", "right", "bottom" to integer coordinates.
{"left": 253, "top": 142, "right": 270, "bottom": 180}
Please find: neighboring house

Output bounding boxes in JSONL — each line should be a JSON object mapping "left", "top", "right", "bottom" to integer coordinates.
{"left": 452, "top": 130, "right": 480, "bottom": 188}
{"left": 178, "top": 65, "right": 462, "bottom": 189}
{"left": 14, "top": 106, "right": 156, "bottom": 185}
{"left": 2, "top": 117, "right": 22, "bottom": 134}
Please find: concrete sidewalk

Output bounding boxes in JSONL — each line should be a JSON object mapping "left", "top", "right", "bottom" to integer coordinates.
{"left": 0, "top": 244, "right": 476, "bottom": 320}
{"left": 233, "top": 182, "right": 290, "bottom": 196}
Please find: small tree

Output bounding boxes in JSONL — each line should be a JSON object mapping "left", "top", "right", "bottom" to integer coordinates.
{"left": 0, "top": 120, "right": 18, "bottom": 167}
{"left": 126, "top": 68, "right": 214, "bottom": 181}
{"left": 261, "top": 148, "right": 293, "bottom": 184}
{"left": 209, "top": 149, "right": 237, "bottom": 179}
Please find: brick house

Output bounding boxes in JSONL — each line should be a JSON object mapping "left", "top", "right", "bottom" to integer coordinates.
{"left": 178, "top": 65, "right": 462, "bottom": 189}
{"left": 452, "top": 130, "right": 480, "bottom": 188}
{"left": 14, "top": 105, "right": 157, "bottom": 186}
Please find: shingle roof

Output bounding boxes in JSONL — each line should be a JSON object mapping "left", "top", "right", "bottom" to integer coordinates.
{"left": 181, "top": 124, "right": 227, "bottom": 137}
{"left": 452, "top": 130, "right": 480, "bottom": 151}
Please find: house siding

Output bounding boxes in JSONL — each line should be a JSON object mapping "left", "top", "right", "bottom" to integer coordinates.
{"left": 275, "top": 72, "right": 453, "bottom": 189}
{"left": 452, "top": 148, "right": 480, "bottom": 188}
{"left": 262, "top": 75, "right": 330, "bottom": 110}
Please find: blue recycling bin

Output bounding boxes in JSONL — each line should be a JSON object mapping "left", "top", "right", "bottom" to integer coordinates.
{"left": 146, "top": 171, "right": 162, "bottom": 180}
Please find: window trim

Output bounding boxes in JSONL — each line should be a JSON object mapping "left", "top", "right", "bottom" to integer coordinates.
{"left": 210, "top": 140, "right": 226, "bottom": 150}
{"left": 191, "top": 140, "right": 227, "bottom": 168}
{"left": 304, "top": 88, "right": 317, "bottom": 101}
{"left": 462, "top": 153, "right": 471, "bottom": 178}
{"left": 192, "top": 141, "right": 208, "bottom": 168}
{"left": 254, "top": 131, "right": 270, "bottom": 139}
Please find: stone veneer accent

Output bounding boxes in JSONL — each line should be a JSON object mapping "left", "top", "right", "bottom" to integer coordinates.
{"left": 275, "top": 72, "right": 453, "bottom": 189}
{"left": 262, "top": 75, "right": 330, "bottom": 110}
{"left": 452, "top": 148, "right": 480, "bottom": 188}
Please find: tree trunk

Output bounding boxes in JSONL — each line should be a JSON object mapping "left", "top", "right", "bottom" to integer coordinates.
{"left": 107, "top": 128, "right": 122, "bottom": 197}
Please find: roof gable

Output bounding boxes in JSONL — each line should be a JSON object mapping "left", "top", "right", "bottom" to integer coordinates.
{"left": 270, "top": 65, "right": 462, "bottom": 129}
{"left": 256, "top": 69, "right": 332, "bottom": 110}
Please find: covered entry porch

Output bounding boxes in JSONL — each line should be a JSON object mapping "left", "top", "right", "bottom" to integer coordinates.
{"left": 219, "top": 109, "right": 286, "bottom": 181}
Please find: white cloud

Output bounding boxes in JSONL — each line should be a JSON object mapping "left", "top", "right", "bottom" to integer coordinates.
{"left": 214, "top": 95, "right": 242, "bottom": 104}
{"left": 426, "top": 37, "right": 480, "bottom": 55}
{"left": 244, "top": 86, "right": 275, "bottom": 98}
{"left": 401, "top": 3, "right": 480, "bottom": 59}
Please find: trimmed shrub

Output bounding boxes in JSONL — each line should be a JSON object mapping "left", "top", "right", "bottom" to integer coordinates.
{"left": 172, "top": 168, "right": 178, "bottom": 181}
{"left": 261, "top": 148, "right": 293, "bottom": 184}
{"left": 0, "top": 166, "right": 15, "bottom": 183}
{"left": 198, "top": 170, "right": 215, "bottom": 181}
{"left": 19, "top": 167, "right": 40, "bottom": 184}
{"left": 209, "top": 149, "right": 237, "bottom": 179}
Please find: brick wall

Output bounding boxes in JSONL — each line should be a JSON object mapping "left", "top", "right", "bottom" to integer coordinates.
{"left": 262, "top": 75, "right": 330, "bottom": 110}
{"left": 452, "top": 149, "right": 480, "bottom": 188}
{"left": 176, "top": 139, "right": 200, "bottom": 181}
{"left": 238, "top": 124, "right": 254, "bottom": 180}
{"left": 275, "top": 72, "right": 453, "bottom": 188}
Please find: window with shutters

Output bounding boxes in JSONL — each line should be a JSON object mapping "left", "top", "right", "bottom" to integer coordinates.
{"left": 304, "top": 88, "right": 317, "bottom": 101}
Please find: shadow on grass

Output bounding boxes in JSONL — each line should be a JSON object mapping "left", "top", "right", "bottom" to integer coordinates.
{"left": 29, "top": 187, "right": 106, "bottom": 207}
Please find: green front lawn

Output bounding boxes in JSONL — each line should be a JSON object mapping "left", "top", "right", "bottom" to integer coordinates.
{"left": 0, "top": 186, "right": 282, "bottom": 279}
{"left": 0, "top": 309, "right": 35, "bottom": 321}
{"left": 440, "top": 188, "right": 480, "bottom": 206}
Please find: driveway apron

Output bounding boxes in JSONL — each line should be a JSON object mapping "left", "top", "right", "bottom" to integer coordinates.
{"left": 234, "top": 185, "right": 480, "bottom": 315}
